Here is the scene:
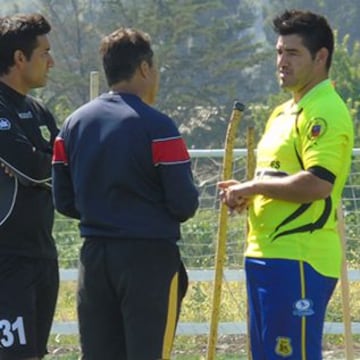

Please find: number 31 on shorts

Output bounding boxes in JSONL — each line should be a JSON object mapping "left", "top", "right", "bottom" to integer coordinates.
{"left": 0, "top": 316, "right": 26, "bottom": 347}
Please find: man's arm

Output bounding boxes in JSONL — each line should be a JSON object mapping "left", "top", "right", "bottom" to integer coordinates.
{"left": 0, "top": 117, "right": 53, "bottom": 185}
{"left": 219, "top": 170, "right": 333, "bottom": 210}
{"left": 152, "top": 133, "right": 199, "bottom": 222}
{"left": 52, "top": 136, "right": 80, "bottom": 219}
{"left": 159, "top": 163, "right": 199, "bottom": 222}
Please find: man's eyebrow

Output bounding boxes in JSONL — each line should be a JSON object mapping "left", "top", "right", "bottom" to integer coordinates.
{"left": 276, "top": 46, "right": 300, "bottom": 52}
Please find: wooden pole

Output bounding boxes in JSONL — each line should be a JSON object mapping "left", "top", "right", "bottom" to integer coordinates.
{"left": 206, "top": 101, "right": 245, "bottom": 360}
{"left": 337, "top": 205, "right": 354, "bottom": 360}
{"left": 245, "top": 126, "right": 255, "bottom": 360}
{"left": 89, "top": 71, "right": 100, "bottom": 100}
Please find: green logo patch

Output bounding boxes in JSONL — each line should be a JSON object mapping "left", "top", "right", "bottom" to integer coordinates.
{"left": 39, "top": 125, "right": 51, "bottom": 142}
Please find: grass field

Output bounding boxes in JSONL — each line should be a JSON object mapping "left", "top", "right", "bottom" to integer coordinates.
{"left": 47, "top": 354, "right": 247, "bottom": 359}
{"left": 47, "top": 278, "right": 360, "bottom": 359}
{"left": 46, "top": 335, "right": 359, "bottom": 359}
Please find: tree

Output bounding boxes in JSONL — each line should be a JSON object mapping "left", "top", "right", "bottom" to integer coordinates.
{"left": 99, "top": 0, "right": 271, "bottom": 148}
{"left": 30, "top": 0, "right": 270, "bottom": 148}
{"left": 3, "top": 0, "right": 360, "bottom": 148}
{"left": 331, "top": 34, "right": 360, "bottom": 146}
{"left": 260, "top": 0, "right": 360, "bottom": 46}
{"left": 35, "top": 0, "right": 105, "bottom": 121}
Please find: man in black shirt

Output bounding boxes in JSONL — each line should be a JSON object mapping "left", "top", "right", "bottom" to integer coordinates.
{"left": 0, "top": 13, "right": 59, "bottom": 360}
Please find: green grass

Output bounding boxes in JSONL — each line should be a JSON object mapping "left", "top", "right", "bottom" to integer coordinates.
{"left": 47, "top": 334, "right": 247, "bottom": 359}
{"left": 46, "top": 350, "right": 246, "bottom": 360}
{"left": 47, "top": 279, "right": 360, "bottom": 359}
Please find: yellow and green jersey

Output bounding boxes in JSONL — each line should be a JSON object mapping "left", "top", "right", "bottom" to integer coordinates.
{"left": 245, "top": 79, "right": 354, "bottom": 278}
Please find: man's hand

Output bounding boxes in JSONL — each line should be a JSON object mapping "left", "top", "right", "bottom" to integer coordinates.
{"left": 218, "top": 179, "right": 251, "bottom": 214}
{"left": 1, "top": 162, "right": 14, "bottom": 177}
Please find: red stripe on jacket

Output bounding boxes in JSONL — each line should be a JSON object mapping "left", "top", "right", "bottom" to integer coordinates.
{"left": 152, "top": 137, "right": 190, "bottom": 165}
{"left": 52, "top": 137, "right": 68, "bottom": 165}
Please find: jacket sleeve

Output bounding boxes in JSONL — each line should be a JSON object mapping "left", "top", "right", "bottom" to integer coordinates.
{"left": 152, "top": 133, "right": 199, "bottom": 222}
{"left": 52, "top": 133, "right": 81, "bottom": 219}
{"left": 158, "top": 162, "right": 199, "bottom": 222}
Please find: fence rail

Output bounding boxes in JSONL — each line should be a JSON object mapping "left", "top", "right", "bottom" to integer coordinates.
{"left": 52, "top": 148, "right": 360, "bottom": 338}
{"left": 52, "top": 269, "right": 360, "bottom": 335}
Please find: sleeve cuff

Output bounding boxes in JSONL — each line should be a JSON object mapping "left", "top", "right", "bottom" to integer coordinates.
{"left": 307, "top": 165, "right": 336, "bottom": 184}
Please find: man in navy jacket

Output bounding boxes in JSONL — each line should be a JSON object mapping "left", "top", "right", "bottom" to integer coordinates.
{"left": 52, "top": 27, "right": 199, "bottom": 360}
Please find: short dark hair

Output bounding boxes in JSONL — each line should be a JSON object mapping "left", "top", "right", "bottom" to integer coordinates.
{"left": 0, "top": 13, "right": 51, "bottom": 75}
{"left": 273, "top": 9, "right": 334, "bottom": 70}
{"left": 99, "top": 27, "right": 154, "bottom": 86}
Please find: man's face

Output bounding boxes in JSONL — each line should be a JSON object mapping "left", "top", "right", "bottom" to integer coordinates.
{"left": 276, "top": 34, "right": 321, "bottom": 100}
{"left": 22, "top": 34, "right": 54, "bottom": 90}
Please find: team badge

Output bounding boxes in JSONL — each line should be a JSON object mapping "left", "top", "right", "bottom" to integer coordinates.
{"left": 275, "top": 337, "right": 293, "bottom": 357}
{"left": 306, "top": 117, "right": 327, "bottom": 140}
{"left": 293, "top": 298, "right": 315, "bottom": 316}
{"left": 0, "top": 118, "right": 11, "bottom": 130}
{"left": 39, "top": 125, "right": 51, "bottom": 142}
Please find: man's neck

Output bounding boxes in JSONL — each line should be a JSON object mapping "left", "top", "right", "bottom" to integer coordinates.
{"left": 0, "top": 73, "right": 29, "bottom": 95}
{"left": 292, "top": 75, "right": 328, "bottom": 103}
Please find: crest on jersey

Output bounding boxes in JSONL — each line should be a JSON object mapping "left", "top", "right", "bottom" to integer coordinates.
{"left": 0, "top": 118, "right": 11, "bottom": 130}
{"left": 275, "top": 337, "right": 293, "bottom": 357}
{"left": 40, "top": 125, "right": 51, "bottom": 142}
{"left": 306, "top": 117, "right": 327, "bottom": 140}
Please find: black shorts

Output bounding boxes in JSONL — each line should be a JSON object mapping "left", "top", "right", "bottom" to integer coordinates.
{"left": 0, "top": 255, "right": 59, "bottom": 360}
{"left": 78, "top": 238, "right": 188, "bottom": 360}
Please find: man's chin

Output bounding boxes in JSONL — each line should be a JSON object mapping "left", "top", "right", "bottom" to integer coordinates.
{"left": 278, "top": 80, "right": 292, "bottom": 91}
{"left": 31, "top": 81, "right": 47, "bottom": 90}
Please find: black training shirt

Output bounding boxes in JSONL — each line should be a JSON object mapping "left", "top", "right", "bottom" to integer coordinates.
{"left": 0, "top": 82, "right": 58, "bottom": 258}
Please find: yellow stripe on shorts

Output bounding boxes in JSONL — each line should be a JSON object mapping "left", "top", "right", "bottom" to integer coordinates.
{"left": 299, "top": 261, "right": 307, "bottom": 360}
{"left": 161, "top": 271, "right": 179, "bottom": 359}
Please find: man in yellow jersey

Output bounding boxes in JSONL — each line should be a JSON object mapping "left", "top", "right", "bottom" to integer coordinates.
{"left": 219, "top": 9, "right": 354, "bottom": 360}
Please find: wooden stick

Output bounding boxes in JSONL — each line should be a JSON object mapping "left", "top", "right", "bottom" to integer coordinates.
{"left": 206, "top": 101, "right": 245, "bottom": 360}
{"left": 245, "top": 126, "right": 255, "bottom": 360}
{"left": 337, "top": 205, "right": 354, "bottom": 360}
{"left": 89, "top": 71, "right": 100, "bottom": 100}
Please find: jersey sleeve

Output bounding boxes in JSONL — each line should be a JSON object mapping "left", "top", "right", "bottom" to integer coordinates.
{"left": 52, "top": 124, "right": 80, "bottom": 219}
{"left": 151, "top": 120, "right": 199, "bottom": 222}
{"left": 299, "top": 114, "right": 352, "bottom": 179}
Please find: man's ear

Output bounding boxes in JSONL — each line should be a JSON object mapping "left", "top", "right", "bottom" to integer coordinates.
{"left": 316, "top": 47, "right": 328, "bottom": 65}
{"left": 138, "top": 60, "right": 150, "bottom": 79}
{"left": 13, "top": 50, "right": 27, "bottom": 66}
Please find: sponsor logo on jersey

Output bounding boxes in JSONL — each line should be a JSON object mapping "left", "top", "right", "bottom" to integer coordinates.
{"left": 293, "top": 298, "right": 315, "bottom": 316}
{"left": 0, "top": 118, "right": 11, "bottom": 130}
{"left": 275, "top": 337, "right": 293, "bottom": 357}
{"left": 18, "top": 111, "right": 33, "bottom": 119}
{"left": 270, "top": 160, "right": 281, "bottom": 169}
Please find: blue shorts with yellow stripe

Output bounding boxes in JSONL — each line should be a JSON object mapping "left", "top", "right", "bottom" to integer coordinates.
{"left": 245, "top": 257, "right": 337, "bottom": 360}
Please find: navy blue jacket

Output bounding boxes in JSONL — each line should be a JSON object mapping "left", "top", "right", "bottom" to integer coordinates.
{"left": 52, "top": 93, "right": 199, "bottom": 240}
{"left": 0, "top": 82, "right": 58, "bottom": 258}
